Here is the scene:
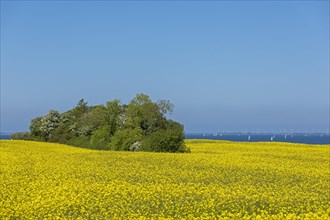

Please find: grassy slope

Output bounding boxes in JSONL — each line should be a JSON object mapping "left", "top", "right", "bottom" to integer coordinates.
{"left": 0, "top": 140, "right": 329, "bottom": 219}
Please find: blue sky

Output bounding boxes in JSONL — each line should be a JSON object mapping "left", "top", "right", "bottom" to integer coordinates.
{"left": 1, "top": 1, "right": 329, "bottom": 133}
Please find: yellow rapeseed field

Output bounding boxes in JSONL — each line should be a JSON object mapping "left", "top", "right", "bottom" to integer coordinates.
{"left": 0, "top": 140, "right": 329, "bottom": 219}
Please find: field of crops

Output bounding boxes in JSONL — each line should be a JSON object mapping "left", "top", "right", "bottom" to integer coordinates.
{"left": 0, "top": 140, "right": 329, "bottom": 219}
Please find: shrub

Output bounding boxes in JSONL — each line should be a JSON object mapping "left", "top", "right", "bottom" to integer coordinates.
{"left": 11, "top": 132, "right": 32, "bottom": 140}
{"left": 90, "top": 127, "right": 111, "bottom": 150}
{"left": 110, "top": 129, "right": 142, "bottom": 151}
{"left": 141, "top": 127, "right": 189, "bottom": 153}
{"left": 48, "top": 124, "right": 75, "bottom": 144}
{"left": 67, "top": 137, "right": 91, "bottom": 149}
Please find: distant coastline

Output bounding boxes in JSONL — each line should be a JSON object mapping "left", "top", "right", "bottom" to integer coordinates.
{"left": 187, "top": 132, "right": 330, "bottom": 135}
{"left": 0, "top": 133, "right": 12, "bottom": 140}
{"left": 186, "top": 133, "right": 330, "bottom": 145}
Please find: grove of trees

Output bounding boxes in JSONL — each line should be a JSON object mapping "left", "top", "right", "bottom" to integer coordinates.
{"left": 12, "top": 94, "right": 189, "bottom": 153}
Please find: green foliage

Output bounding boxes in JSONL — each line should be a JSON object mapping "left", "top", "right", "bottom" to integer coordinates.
{"left": 90, "top": 126, "right": 111, "bottom": 150}
{"left": 141, "top": 122, "right": 189, "bottom": 153}
{"left": 125, "top": 94, "right": 165, "bottom": 135}
{"left": 48, "top": 123, "right": 74, "bottom": 144}
{"left": 105, "top": 100, "right": 123, "bottom": 135}
{"left": 67, "top": 136, "right": 91, "bottom": 148}
{"left": 157, "top": 99, "right": 174, "bottom": 115}
{"left": 29, "top": 117, "right": 44, "bottom": 140}
{"left": 110, "top": 128, "right": 142, "bottom": 151}
{"left": 11, "top": 132, "right": 32, "bottom": 140}
{"left": 22, "top": 94, "right": 187, "bottom": 153}
{"left": 77, "top": 99, "right": 88, "bottom": 109}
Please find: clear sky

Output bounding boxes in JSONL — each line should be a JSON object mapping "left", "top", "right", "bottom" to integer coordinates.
{"left": 1, "top": 1, "right": 329, "bottom": 133}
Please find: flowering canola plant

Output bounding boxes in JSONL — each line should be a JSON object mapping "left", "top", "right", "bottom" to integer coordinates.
{"left": 0, "top": 140, "right": 329, "bottom": 219}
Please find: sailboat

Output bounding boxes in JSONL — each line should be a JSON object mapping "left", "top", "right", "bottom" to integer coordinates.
{"left": 248, "top": 135, "right": 251, "bottom": 141}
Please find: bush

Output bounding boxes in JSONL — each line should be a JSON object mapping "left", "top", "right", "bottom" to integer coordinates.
{"left": 48, "top": 124, "right": 75, "bottom": 144}
{"left": 11, "top": 132, "right": 32, "bottom": 140}
{"left": 110, "top": 129, "right": 142, "bottom": 151}
{"left": 67, "top": 137, "right": 91, "bottom": 149}
{"left": 141, "top": 127, "right": 189, "bottom": 153}
{"left": 90, "top": 127, "right": 111, "bottom": 150}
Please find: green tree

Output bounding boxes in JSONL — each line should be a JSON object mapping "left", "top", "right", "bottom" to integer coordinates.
{"left": 90, "top": 126, "right": 111, "bottom": 149}
{"left": 77, "top": 98, "right": 88, "bottom": 110}
{"left": 125, "top": 94, "right": 166, "bottom": 135}
{"left": 76, "top": 105, "right": 106, "bottom": 137}
{"left": 105, "top": 99, "right": 122, "bottom": 136}
{"left": 71, "top": 99, "right": 90, "bottom": 122}
{"left": 29, "top": 116, "right": 44, "bottom": 140}
{"left": 157, "top": 99, "right": 174, "bottom": 115}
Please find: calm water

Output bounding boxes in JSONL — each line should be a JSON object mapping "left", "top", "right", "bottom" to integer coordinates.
{"left": 0, "top": 134, "right": 11, "bottom": 140}
{"left": 1, "top": 133, "right": 329, "bottom": 144}
{"left": 186, "top": 133, "right": 330, "bottom": 145}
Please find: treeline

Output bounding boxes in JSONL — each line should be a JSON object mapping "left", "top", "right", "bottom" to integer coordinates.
{"left": 12, "top": 94, "right": 189, "bottom": 152}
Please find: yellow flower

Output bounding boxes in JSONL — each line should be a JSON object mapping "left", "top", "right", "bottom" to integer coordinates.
{"left": 0, "top": 140, "right": 329, "bottom": 219}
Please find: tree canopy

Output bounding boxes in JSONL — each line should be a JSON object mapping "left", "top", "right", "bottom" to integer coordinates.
{"left": 13, "top": 94, "right": 189, "bottom": 153}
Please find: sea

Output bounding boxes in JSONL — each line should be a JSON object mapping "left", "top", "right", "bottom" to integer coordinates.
{"left": 1, "top": 133, "right": 329, "bottom": 145}
{"left": 185, "top": 133, "right": 330, "bottom": 145}
{"left": 0, "top": 134, "right": 12, "bottom": 140}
